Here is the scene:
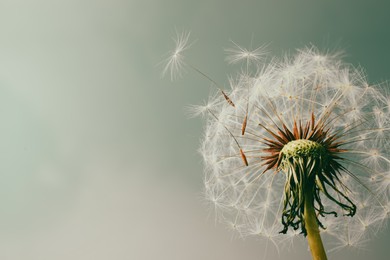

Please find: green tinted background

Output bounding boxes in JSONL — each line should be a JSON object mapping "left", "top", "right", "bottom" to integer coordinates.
{"left": 0, "top": 0, "right": 389, "bottom": 259}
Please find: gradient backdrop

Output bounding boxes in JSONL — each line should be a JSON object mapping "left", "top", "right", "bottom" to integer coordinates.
{"left": 0, "top": 0, "right": 389, "bottom": 259}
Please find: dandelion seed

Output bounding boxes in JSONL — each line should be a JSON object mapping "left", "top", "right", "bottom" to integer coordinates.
{"left": 184, "top": 91, "right": 221, "bottom": 118}
{"left": 225, "top": 40, "right": 268, "bottom": 67}
{"left": 241, "top": 114, "right": 247, "bottom": 135}
{"left": 221, "top": 89, "right": 236, "bottom": 107}
{"left": 240, "top": 148, "right": 249, "bottom": 166}
{"left": 162, "top": 30, "right": 193, "bottom": 80}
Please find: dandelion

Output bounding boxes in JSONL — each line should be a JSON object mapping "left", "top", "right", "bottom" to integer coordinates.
{"left": 163, "top": 34, "right": 390, "bottom": 260}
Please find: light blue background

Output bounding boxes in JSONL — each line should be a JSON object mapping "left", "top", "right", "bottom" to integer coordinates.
{"left": 0, "top": 0, "right": 389, "bottom": 259}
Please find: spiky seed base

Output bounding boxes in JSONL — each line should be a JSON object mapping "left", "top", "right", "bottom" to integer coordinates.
{"left": 263, "top": 117, "right": 357, "bottom": 235}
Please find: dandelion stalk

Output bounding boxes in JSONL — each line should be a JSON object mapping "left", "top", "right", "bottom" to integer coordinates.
{"left": 304, "top": 188, "right": 327, "bottom": 260}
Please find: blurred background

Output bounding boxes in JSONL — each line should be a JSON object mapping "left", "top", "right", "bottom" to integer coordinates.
{"left": 0, "top": 0, "right": 389, "bottom": 259}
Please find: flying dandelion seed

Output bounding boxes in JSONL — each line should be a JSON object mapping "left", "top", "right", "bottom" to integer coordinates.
{"left": 163, "top": 32, "right": 390, "bottom": 260}
{"left": 161, "top": 30, "right": 193, "bottom": 81}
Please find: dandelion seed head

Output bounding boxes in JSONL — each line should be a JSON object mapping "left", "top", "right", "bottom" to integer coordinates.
{"left": 198, "top": 46, "right": 390, "bottom": 250}
{"left": 163, "top": 33, "right": 390, "bottom": 253}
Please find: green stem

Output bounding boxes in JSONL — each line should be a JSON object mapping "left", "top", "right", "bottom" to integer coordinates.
{"left": 304, "top": 190, "right": 328, "bottom": 260}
